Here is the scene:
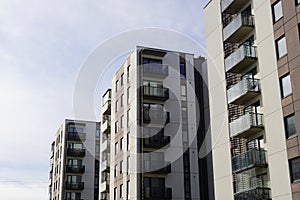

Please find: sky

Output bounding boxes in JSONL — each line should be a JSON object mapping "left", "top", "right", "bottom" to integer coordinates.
{"left": 0, "top": 0, "right": 209, "bottom": 199}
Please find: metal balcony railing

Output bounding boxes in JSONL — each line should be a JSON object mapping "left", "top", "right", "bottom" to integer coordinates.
{"left": 101, "top": 120, "right": 110, "bottom": 134}
{"left": 143, "top": 134, "right": 171, "bottom": 148}
{"left": 223, "top": 13, "right": 254, "bottom": 42}
{"left": 227, "top": 78, "right": 260, "bottom": 105}
{"left": 230, "top": 112, "right": 263, "bottom": 138}
{"left": 68, "top": 132, "right": 86, "bottom": 141}
{"left": 232, "top": 149, "right": 267, "bottom": 173}
{"left": 143, "top": 108, "right": 170, "bottom": 125}
{"left": 143, "top": 64, "right": 168, "bottom": 77}
{"left": 143, "top": 160, "right": 171, "bottom": 174}
{"left": 143, "top": 86, "right": 169, "bottom": 101}
{"left": 67, "top": 148, "right": 86, "bottom": 157}
{"left": 102, "top": 100, "right": 111, "bottom": 115}
{"left": 144, "top": 187, "right": 172, "bottom": 200}
{"left": 66, "top": 165, "right": 85, "bottom": 173}
{"left": 65, "top": 182, "right": 84, "bottom": 190}
{"left": 225, "top": 45, "right": 257, "bottom": 73}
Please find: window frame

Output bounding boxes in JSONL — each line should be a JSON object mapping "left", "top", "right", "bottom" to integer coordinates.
{"left": 289, "top": 157, "right": 300, "bottom": 183}
{"left": 272, "top": 0, "right": 283, "bottom": 23}
{"left": 280, "top": 74, "right": 292, "bottom": 98}
{"left": 275, "top": 36, "right": 287, "bottom": 59}
{"left": 284, "top": 114, "right": 297, "bottom": 138}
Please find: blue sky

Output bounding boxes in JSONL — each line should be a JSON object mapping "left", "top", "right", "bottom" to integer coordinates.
{"left": 0, "top": 0, "right": 209, "bottom": 199}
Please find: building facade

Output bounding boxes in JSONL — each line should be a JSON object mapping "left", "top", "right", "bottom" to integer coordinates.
{"left": 99, "top": 46, "right": 213, "bottom": 200}
{"left": 49, "top": 119, "right": 100, "bottom": 200}
{"left": 205, "top": 0, "right": 300, "bottom": 199}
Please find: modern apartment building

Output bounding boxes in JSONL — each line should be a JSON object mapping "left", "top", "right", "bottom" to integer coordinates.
{"left": 48, "top": 119, "right": 101, "bottom": 200}
{"left": 99, "top": 46, "right": 214, "bottom": 200}
{"left": 205, "top": 0, "right": 300, "bottom": 199}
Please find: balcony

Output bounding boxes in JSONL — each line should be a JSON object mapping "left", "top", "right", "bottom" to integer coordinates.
{"left": 227, "top": 78, "right": 260, "bottom": 105}
{"left": 143, "top": 108, "right": 170, "bottom": 125}
{"left": 101, "top": 140, "right": 109, "bottom": 152}
{"left": 65, "top": 182, "right": 84, "bottom": 190}
{"left": 68, "top": 132, "right": 86, "bottom": 141}
{"left": 67, "top": 148, "right": 86, "bottom": 157}
{"left": 66, "top": 165, "right": 85, "bottom": 174}
{"left": 143, "top": 160, "right": 171, "bottom": 175}
{"left": 234, "top": 187, "right": 271, "bottom": 200}
{"left": 144, "top": 187, "right": 172, "bottom": 200}
{"left": 100, "top": 181, "right": 109, "bottom": 192}
{"left": 100, "top": 160, "right": 109, "bottom": 172}
{"left": 224, "top": 13, "right": 254, "bottom": 43}
{"left": 232, "top": 149, "right": 267, "bottom": 173}
{"left": 143, "top": 134, "right": 170, "bottom": 149}
{"left": 225, "top": 45, "right": 257, "bottom": 73}
{"left": 143, "top": 86, "right": 169, "bottom": 101}
{"left": 143, "top": 64, "right": 168, "bottom": 78}
{"left": 101, "top": 120, "right": 110, "bottom": 134}
{"left": 222, "top": 0, "right": 249, "bottom": 14}
{"left": 102, "top": 100, "right": 111, "bottom": 115}
{"left": 230, "top": 113, "right": 264, "bottom": 138}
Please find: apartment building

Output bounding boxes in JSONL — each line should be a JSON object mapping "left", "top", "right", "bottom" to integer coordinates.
{"left": 48, "top": 119, "right": 100, "bottom": 200}
{"left": 205, "top": 0, "right": 300, "bottom": 199}
{"left": 99, "top": 46, "right": 213, "bottom": 200}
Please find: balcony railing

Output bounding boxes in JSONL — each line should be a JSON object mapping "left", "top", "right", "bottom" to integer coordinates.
{"left": 232, "top": 149, "right": 267, "bottom": 173}
{"left": 143, "top": 86, "right": 169, "bottom": 101}
{"left": 101, "top": 140, "right": 109, "bottom": 152}
{"left": 227, "top": 78, "right": 260, "bottom": 105}
{"left": 100, "top": 160, "right": 109, "bottom": 172}
{"left": 234, "top": 187, "right": 271, "bottom": 200}
{"left": 144, "top": 187, "right": 172, "bottom": 200}
{"left": 143, "top": 134, "right": 170, "bottom": 148}
{"left": 65, "top": 182, "right": 84, "bottom": 190}
{"left": 101, "top": 120, "right": 110, "bottom": 134}
{"left": 68, "top": 132, "right": 86, "bottom": 141}
{"left": 222, "top": 0, "right": 249, "bottom": 14}
{"left": 143, "top": 64, "right": 168, "bottom": 78}
{"left": 102, "top": 100, "right": 111, "bottom": 115}
{"left": 230, "top": 113, "right": 263, "bottom": 138}
{"left": 67, "top": 148, "right": 86, "bottom": 157}
{"left": 223, "top": 14, "right": 254, "bottom": 43}
{"left": 225, "top": 45, "right": 257, "bottom": 73}
{"left": 143, "top": 108, "right": 170, "bottom": 125}
{"left": 66, "top": 165, "right": 85, "bottom": 173}
{"left": 100, "top": 181, "right": 109, "bottom": 192}
{"left": 143, "top": 160, "right": 171, "bottom": 174}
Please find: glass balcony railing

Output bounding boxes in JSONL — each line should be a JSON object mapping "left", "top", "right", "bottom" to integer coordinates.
{"left": 143, "top": 160, "right": 171, "bottom": 174}
{"left": 225, "top": 45, "right": 257, "bottom": 73}
{"left": 230, "top": 113, "right": 264, "bottom": 138}
{"left": 232, "top": 149, "right": 267, "bottom": 173}
{"left": 101, "top": 140, "right": 109, "bottom": 152}
{"left": 101, "top": 120, "right": 110, "bottom": 134}
{"left": 143, "top": 64, "right": 168, "bottom": 77}
{"left": 227, "top": 78, "right": 260, "bottom": 105}
{"left": 68, "top": 132, "right": 86, "bottom": 141}
{"left": 66, "top": 165, "right": 85, "bottom": 173}
{"left": 234, "top": 187, "right": 271, "bottom": 200}
{"left": 143, "top": 86, "right": 169, "bottom": 101}
{"left": 143, "top": 134, "right": 171, "bottom": 148}
{"left": 100, "top": 160, "right": 109, "bottom": 172}
{"left": 65, "top": 182, "right": 84, "bottom": 190}
{"left": 143, "top": 108, "right": 170, "bottom": 125}
{"left": 67, "top": 148, "right": 86, "bottom": 157}
{"left": 221, "top": 0, "right": 249, "bottom": 14}
{"left": 223, "top": 14, "right": 254, "bottom": 42}
{"left": 144, "top": 187, "right": 172, "bottom": 200}
{"left": 102, "top": 100, "right": 111, "bottom": 115}
{"left": 100, "top": 181, "right": 109, "bottom": 192}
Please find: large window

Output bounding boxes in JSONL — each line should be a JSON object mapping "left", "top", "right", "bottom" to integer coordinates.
{"left": 289, "top": 157, "right": 300, "bottom": 182}
{"left": 280, "top": 74, "right": 292, "bottom": 98}
{"left": 284, "top": 115, "right": 297, "bottom": 138}
{"left": 276, "top": 36, "right": 287, "bottom": 59}
{"left": 272, "top": 1, "right": 283, "bottom": 23}
{"left": 180, "top": 62, "right": 186, "bottom": 78}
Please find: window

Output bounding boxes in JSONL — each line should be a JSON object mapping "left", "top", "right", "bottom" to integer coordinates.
{"left": 121, "top": 115, "right": 124, "bottom": 128}
{"left": 115, "top": 100, "right": 118, "bottom": 113}
{"left": 285, "top": 115, "right": 297, "bottom": 138}
{"left": 120, "top": 160, "right": 123, "bottom": 174}
{"left": 115, "top": 121, "right": 119, "bottom": 133}
{"left": 114, "top": 165, "right": 117, "bottom": 177}
{"left": 127, "top": 156, "right": 130, "bottom": 175}
{"left": 66, "top": 192, "right": 81, "bottom": 200}
{"left": 116, "top": 80, "right": 119, "bottom": 92}
{"left": 127, "top": 133, "right": 130, "bottom": 151}
{"left": 272, "top": 1, "right": 283, "bottom": 23}
{"left": 297, "top": 0, "right": 300, "bottom": 5}
{"left": 127, "top": 109, "right": 130, "bottom": 127}
{"left": 127, "top": 87, "right": 130, "bottom": 104}
{"left": 114, "top": 187, "right": 117, "bottom": 200}
{"left": 115, "top": 142, "right": 118, "bottom": 155}
{"left": 276, "top": 36, "right": 287, "bottom": 59}
{"left": 180, "top": 62, "right": 186, "bottom": 78}
{"left": 181, "top": 85, "right": 187, "bottom": 96}
{"left": 280, "top": 74, "right": 292, "bottom": 98}
{"left": 121, "top": 73, "right": 124, "bottom": 86}
{"left": 120, "top": 137, "right": 124, "bottom": 150}
{"left": 120, "top": 184, "right": 123, "bottom": 198}
{"left": 127, "top": 65, "right": 130, "bottom": 82}
{"left": 121, "top": 94, "right": 124, "bottom": 107}
{"left": 289, "top": 157, "right": 300, "bottom": 182}
{"left": 126, "top": 181, "right": 130, "bottom": 200}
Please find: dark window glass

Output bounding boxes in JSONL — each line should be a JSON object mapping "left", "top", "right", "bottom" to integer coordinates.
{"left": 297, "top": 0, "right": 300, "bottom": 6}
{"left": 272, "top": 1, "right": 283, "bottom": 22}
{"left": 285, "top": 115, "right": 297, "bottom": 138}
{"left": 276, "top": 36, "right": 287, "bottom": 59}
{"left": 280, "top": 74, "right": 292, "bottom": 98}
{"left": 290, "top": 157, "right": 300, "bottom": 182}
{"left": 114, "top": 187, "right": 117, "bottom": 200}
{"left": 180, "top": 62, "right": 186, "bottom": 78}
